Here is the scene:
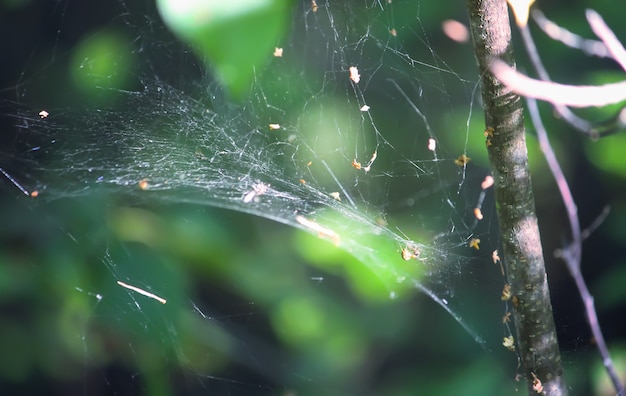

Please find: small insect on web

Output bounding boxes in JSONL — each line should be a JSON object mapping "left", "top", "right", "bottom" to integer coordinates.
{"left": 242, "top": 182, "right": 270, "bottom": 203}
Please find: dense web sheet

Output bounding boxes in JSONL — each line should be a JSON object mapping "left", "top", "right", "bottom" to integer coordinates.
{"left": 1, "top": 0, "right": 507, "bottom": 393}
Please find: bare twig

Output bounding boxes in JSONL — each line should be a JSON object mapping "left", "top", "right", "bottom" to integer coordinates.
{"left": 512, "top": 6, "right": 624, "bottom": 392}
{"left": 526, "top": 100, "right": 581, "bottom": 272}
{"left": 495, "top": 8, "right": 626, "bottom": 137}
{"left": 581, "top": 205, "right": 610, "bottom": 241}
{"left": 586, "top": 9, "right": 626, "bottom": 71}
{"left": 491, "top": 60, "right": 626, "bottom": 108}
{"left": 494, "top": 4, "right": 624, "bottom": 393}
{"left": 518, "top": 20, "right": 593, "bottom": 134}
{"left": 527, "top": 97, "right": 625, "bottom": 395}
{"left": 532, "top": 10, "right": 610, "bottom": 59}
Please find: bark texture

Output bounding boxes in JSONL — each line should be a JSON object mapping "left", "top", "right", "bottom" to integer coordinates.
{"left": 465, "top": 1, "right": 567, "bottom": 394}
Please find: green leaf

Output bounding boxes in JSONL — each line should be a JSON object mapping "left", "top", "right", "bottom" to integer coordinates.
{"left": 156, "top": 0, "right": 292, "bottom": 99}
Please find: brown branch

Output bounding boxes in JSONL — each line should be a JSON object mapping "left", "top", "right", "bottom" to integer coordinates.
{"left": 466, "top": 0, "right": 567, "bottom": 394}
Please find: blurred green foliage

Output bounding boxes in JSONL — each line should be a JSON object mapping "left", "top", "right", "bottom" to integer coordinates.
{"left": 2, "top": 0, "right": 626, "bottom": 395}
{"left": 586, "top": 133, "right": 626, "bottom": 179}
{"left": 156, "top": 0, "right": 292, "bottom": 100}
{"left": 70, "top": 29, "right": 136, "bottom": 99}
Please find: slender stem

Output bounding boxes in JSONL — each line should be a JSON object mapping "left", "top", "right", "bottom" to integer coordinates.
{"left": 524, "top": 10, "right": 626, "bottom": 138}
{"left": 519, "top": 24, "right": 593, "bottom": 135}
{"left": 466, "top": 0, "right": 567, "bottom": 394}
{"left": 528, "top": 97, "right": 625, "bottom": 395}
{"left": 525, "top": 98, "right": 581, "bottom": 273}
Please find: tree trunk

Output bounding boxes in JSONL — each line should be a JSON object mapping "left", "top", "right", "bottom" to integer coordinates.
{"left": 465, "top": 0, "right": 567, "bottom": 394}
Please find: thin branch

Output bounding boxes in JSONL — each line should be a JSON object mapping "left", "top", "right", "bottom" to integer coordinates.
{"left": 491, "top": 60, "right": 626, "bottom": 108}
{"left": 586, "top": 9, "right": 626, "bottom": 71}
{"left": 501, "top": 8, "right": 626, "bottom": 138}
{"left": 528, "top": 99, "right": 582, "bottom": 271}
{"left": 581, "top": 205, "right": 610, "bottom": 241}
{"left": 505, "top": 5, "right": 624, "bottom": 393}
{"left": 527, "top": 97, "right": 625, "bottom": 395}
{"left": 518, "top": 21, "right": 593, "bottom": 134}
{"left": 532, "top": 10, "right": 610, "bottom": 59}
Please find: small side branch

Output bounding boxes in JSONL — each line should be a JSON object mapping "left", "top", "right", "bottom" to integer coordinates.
{"left": 490, "top": 61, "right": 626, "bottom": 108}
{"left": 493, "top": 8, "right": 626, "bottom": 138}
{"left": 527, "top": 98, "right": 624, "bottom": 395}
{"left": 496, "top": 5, "right": 625, "bottom": 391}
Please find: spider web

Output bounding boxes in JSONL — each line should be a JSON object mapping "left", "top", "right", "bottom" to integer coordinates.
{"left": 0, "top": 0, "right": 509, "bottom": 394}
